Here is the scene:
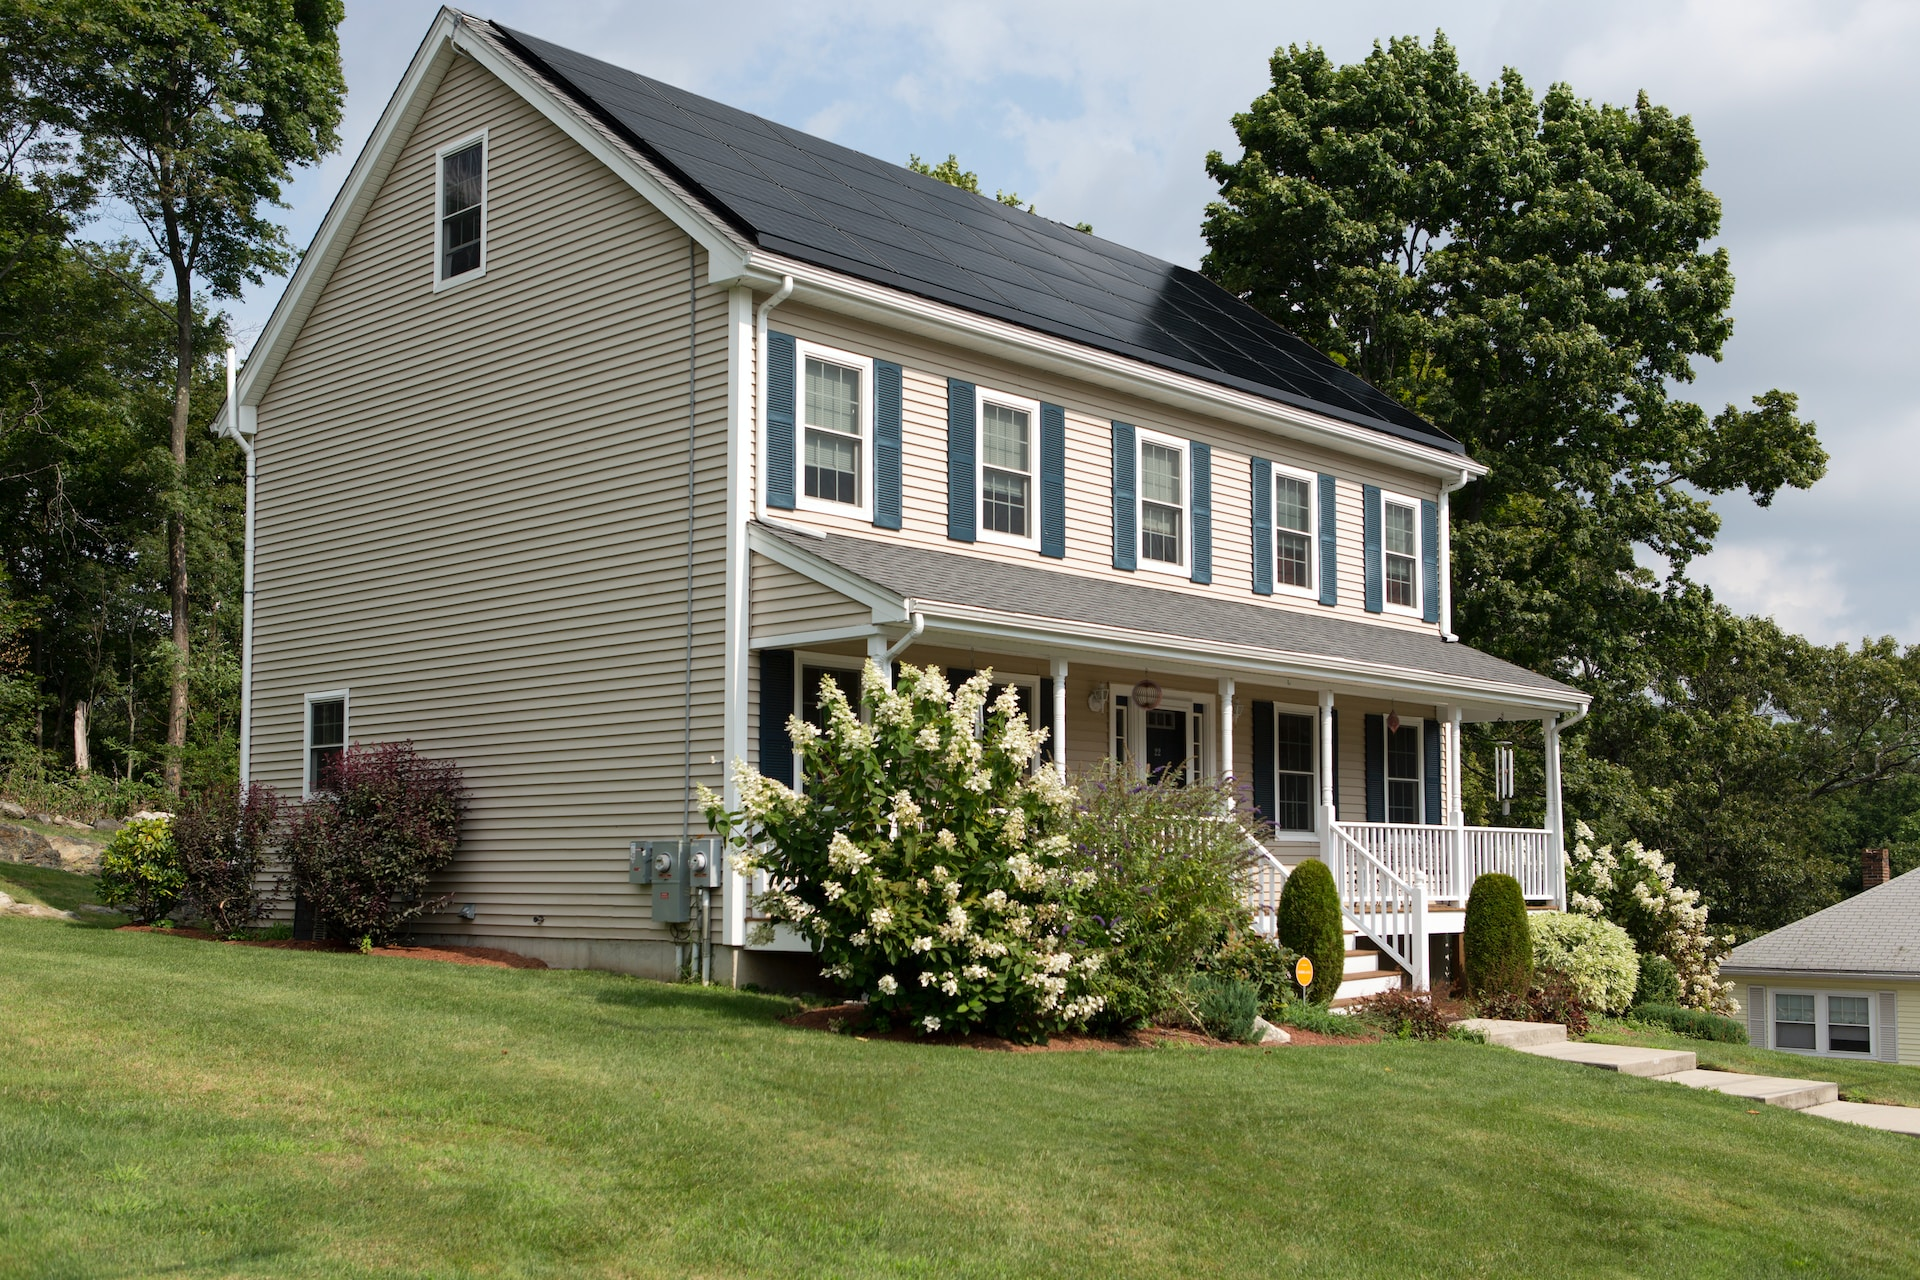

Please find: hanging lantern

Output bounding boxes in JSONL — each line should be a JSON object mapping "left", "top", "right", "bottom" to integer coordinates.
{"left": 1131, "top": 680, "right": 1162, "bottom": 710}
{"left": 1387, "top": 709, "right": 1401, "bottom": 735}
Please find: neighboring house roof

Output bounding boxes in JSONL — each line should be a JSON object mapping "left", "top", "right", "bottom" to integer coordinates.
{"left": 490, "top": 22, "right": 1462, "bottom": 457}
{"left": 753, "top": 522, "right": 1582, "bottom": 705}
{"left": 1723, "top": 868, "right": 1920, "bottom": 979}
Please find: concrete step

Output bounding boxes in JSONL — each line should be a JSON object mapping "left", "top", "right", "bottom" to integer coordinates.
{"left": 1453, "top": 1018, "right": 1566, "bottom": 1048}
{"left": 1803, "top": 1101, "right": 1920, "bottom": 1135}
{"left": 1664, "top": 1069, "right": 1839, "bottom": 1111}
{"left": 1516, "top": 1040, "right": 1697, "bottom": 1077}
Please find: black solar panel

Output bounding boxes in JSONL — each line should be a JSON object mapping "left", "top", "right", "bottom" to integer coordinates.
{"left": 493, "top": 23, "right": 1461, "bottom": 455}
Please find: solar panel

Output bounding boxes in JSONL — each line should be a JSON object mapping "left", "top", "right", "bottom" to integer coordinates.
{"left": 492, "top": 24, "right": 1459, "bottom": 453}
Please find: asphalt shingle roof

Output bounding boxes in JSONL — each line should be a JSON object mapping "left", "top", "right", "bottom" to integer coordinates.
{"left": 760, "top": 523, "right": 1580, "bottom": 698}
{"left": 490, "top": 23, "right": 1463, "bottom": 456}
{"left": 1723, "top": 868, "right": 1920, "bottom": 978}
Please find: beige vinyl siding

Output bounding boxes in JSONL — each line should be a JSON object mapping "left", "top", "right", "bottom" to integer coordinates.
{"left": 761, "top": 300, "right": 1447, "bottom": 635}
{"left": 749, "top": 553, "right": 872, "bottom": 643}
{"left": 252, "top": 54, "right": 733, "bottom": 956}
{"left": 1741, "top": 978, "right": 1919, "bottom": 1064}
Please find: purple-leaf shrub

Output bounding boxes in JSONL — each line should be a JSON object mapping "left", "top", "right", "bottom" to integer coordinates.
{"left": 176, "top": 781, "right": 284, "bottom": 934}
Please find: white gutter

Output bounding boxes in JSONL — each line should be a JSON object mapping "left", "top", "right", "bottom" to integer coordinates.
{"left": 214, "top": 347, "right": 257, "bottom": 785}
{"left": 880, "top": 613, "right": 925, "bottom": 665}
{"left": 1439, "top": 468, "right": 1471, "bottom": 642}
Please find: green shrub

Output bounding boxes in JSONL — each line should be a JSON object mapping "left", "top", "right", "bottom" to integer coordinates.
{"left": 1634, "top": 1003, "right": 1748, "bottom": 1044}
{"left": 1477, "top": 972, "right": 1591, "bottom": 1036}
{"left": 1189, "top": 973, "right": 1261, "bottom": 1043}
{"left": 1199, "top": 936, "right": 1300, "bottom": 1018}
{"left": 1634, "top": 954, "right": 1681, "bottom": 1008}
{"left": 1464, "top": 873, "right": 1531, "bottom": 999}
{"left": 1065, "top": 760, "right": 1266, "bottom": 1028}
{"left": 1273, "top": 997, "right": 1366, "bottom": 1038}
{"left": 97, "top": 815, "right": 182, "bottom": 924}
{"left": 176, "top": 782, "right": 283, "bottom": 934}
{"left": 1275, "top": 858, "right": 1343, "bottom": 1004}
{"left": 1530, "top": 912, "right": 1639, "bottom": 1014}
{"left": 1356, "top": 988, "right": 1449, "bottom": 1040}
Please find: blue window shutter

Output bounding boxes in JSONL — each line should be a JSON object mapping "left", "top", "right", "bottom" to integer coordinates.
{"left": 1421, "top": 498, "right": 1440, "bottom": 624}
{"left": 1040, "top": 402, "right": 1066, "bottom": 558}
{"left": 1362, "top": 484, "right": 1383, "bottom": 613}
{"left": 1111, "top": 421, "right": 1136, "bottom": 571}
{"left": 765, "top": 331, "right": 797, "bottom": 510}
{"left": 873, "top": 360, "right": 903, "bottom": 530}
{"left": 1040, "top": 678, "right": 1056, "bottom": 763}
{"left": 1364, "top": 713, "right": 1385, "bottom": 822}
{"left": 1250, "top": 457, "right": 1273, "bottom": 596}
{"left": 1318, "top": 473, "right": 1338, "bottom": 606}
{"left": 946, "top": 379, "right": 976, "bottom": 542}
{"left": 1252, "top": 701, "right": 1275, "bottom": 821}
{"left": 1189, "top": 441, "right": 1212, "bottom": 584}
{"left": 1424, "top": 719, "right": 1443, "bottom": 824}
{"left": 758, "top": 649, "right": 795, "bottom": 788}
{"left": 1331, "top": 709, "right": 1341, "bottom": 822}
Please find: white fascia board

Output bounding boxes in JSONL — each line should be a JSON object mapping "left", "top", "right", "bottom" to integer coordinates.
{"left": 728, "top": 251, "right": 1489, "bottom": 484}
{"left": 1720, "top": 966, "right": 1920, "bottom": 982}
{"left": 749, "top": 623, "right": 881, "bottom": 651}
{"left": 746, "top": 523, "right": 911, "bottom": 623}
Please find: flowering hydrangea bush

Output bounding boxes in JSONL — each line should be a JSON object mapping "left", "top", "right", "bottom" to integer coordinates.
{"left": 701, "top": 662, "right": 1104, "bottom": 1039}
{"left": 1567, "top": 821, "right": 1736, "bottom": 1013}
{"left": 1530, "top": 911, "right": 1639, "bottom": 1014}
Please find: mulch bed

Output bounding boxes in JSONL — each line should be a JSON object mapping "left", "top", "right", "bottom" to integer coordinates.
{"left": 781, "top": 1002, "right": 1373, "bottom": 1052}
{"left": 117, "top": 926, "right": 547, "bottom": 969}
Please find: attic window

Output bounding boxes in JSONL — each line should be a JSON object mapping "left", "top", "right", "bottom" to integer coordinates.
{"left": 437, "top": 135, "right": 487, "bottom": 285}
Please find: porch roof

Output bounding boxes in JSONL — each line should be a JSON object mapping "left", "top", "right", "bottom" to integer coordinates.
{"left": 753, "top": 522, "right": 1585, "bottom": 711}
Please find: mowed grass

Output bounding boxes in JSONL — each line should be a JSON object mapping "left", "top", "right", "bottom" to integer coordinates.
{"left": 2, "top": 920, "right": 1918, "bottom": 1280}
{"left": 1585, "top": 1019, "right": 1920, "bottom": 1108}
{"left": 0, "top": 863, "right": 120, "bottom": 927}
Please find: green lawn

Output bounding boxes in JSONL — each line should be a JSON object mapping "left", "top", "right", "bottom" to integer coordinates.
{"left": 0, "top": 863, "right": 120, "bottom": 927}
{"left": 1585, "top": 1018, "right": 1920, "bottom": 1107}
{"left": 3, "top": 919, "right": 1918, "bottom": 1279}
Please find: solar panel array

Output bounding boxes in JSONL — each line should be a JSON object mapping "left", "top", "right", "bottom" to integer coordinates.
{"left": 496, "top": 24, "right": 1460, "bottom": 453}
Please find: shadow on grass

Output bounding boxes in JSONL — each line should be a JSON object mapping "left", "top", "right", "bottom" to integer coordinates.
{"left": 588, "top": 975, "right": 800, "bottom": 1027}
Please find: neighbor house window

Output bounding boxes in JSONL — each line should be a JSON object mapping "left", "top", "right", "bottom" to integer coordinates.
{"left": 305, "top": 692, "right": 347, "bottom": 795}
{"left": 1773, "top": 992, "right": 1816, "bottom": 1050}
{"left": 1827, "top": 996, "right": 1872, "bottom": 1054}
{"left": 1771, "top": 990, "right": 1876, "bottom": 1057}
{"left": 797, "top": 341, "right": 873, "bottom": 516}
{"left": 1383, "top": 495, "right": 1419, "bottom": 611}
{"left": 978, "top": 392, "right": 1037, "bottom": 543}
{"left": 437, "top": 135, "right": 486, "bottom": 284}
{"left": 1387, "top": 719, "right": 1421, "bottom": 823}
{"left": 1138, "top": 434, "right": 1186, "bottom": 569}
{"left": 1274, "top": 467, "right": 1315, "bottom": 592}
{"left": 1274, "top": 710, "right": 1316, "bottom": 832}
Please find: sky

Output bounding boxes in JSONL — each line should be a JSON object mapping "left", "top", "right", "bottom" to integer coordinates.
{"left": 222, "top": 0, "right": 1920, "bottom": 647}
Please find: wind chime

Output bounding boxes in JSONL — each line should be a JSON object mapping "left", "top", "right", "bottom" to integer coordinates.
{"left": 1494, "top": 739, "right": 1516, "bottom": 817}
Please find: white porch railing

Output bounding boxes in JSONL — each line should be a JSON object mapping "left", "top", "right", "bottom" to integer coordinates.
{"left": 1329, "top": 824, "right": 1427, "bottom": 988}
{"left": 1464, "top": 826, "right": 1559, "bottom": 900}
{"left": 1246, "top": 839, "right": 1289, "bottom": 941}
{"left": 1335, "top": 822, "right": 1559, "bottom": 904}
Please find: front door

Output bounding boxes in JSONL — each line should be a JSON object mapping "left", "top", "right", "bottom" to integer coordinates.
{"left": 1144, "top": 707, "right": 1189, "bottom": 784}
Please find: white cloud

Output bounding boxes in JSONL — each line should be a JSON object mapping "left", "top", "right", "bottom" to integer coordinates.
{"left": 1695, "top": 542, "right": 1854, "bottom": 642}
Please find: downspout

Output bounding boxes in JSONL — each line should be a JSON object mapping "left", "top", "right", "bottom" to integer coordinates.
{"left": 684, "top": 239, "right": 703, "bottom": 986}
{"left": 1438, "top": 468, "right": 1470, "bottom": 642}
{"left": 880, "top": 612, "right": 925, "bottom": 667}
{"left": 216, "top": 347, "right": 257, "bottom": 787}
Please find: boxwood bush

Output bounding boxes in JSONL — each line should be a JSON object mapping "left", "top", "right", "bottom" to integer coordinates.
{"left": 1464, "top": 873, "right": 1531, "bottom": 999}
{"left": 1634, "top": 1002, "right": 1748, "bottom": 1044}
{"left": 1275, "top": 858, "right": 1343, "bottom": 1004}
{"left": 1531, "top": 911, "right": 1639, "bottom": 1014}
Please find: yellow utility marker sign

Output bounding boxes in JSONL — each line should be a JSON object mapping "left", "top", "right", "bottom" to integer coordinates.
{"left": 1294, "top": 956, "right": 1314, "bottom": 995}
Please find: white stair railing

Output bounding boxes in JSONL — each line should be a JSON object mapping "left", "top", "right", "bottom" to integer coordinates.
{"left": 1329, "top": 825, "right": 1430, "bottom": 990}
{"left": 1245, "top": 838, "right": 1289, "bottom": 940}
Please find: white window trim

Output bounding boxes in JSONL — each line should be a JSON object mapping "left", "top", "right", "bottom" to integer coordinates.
{"left": 1272, "top": 462, "right": 1319, "bottom": 601}
{"left": 792, "top": 338, "right": 876, "bottom": 523}
{"left": 791, "top": 651, "right": 865, "bottom": 793}
{"left": 433, "top": 130, "right": 488, "bottom": 292}
{"left": 302, "top": 688, "right": 350, "bottom": 800}
{"left": 974, "top": 385, "right": 1042, "bottom": 550}
{"left": 1270, "top": 700, "right": 1320, "bottom": 839}
{"left": 1135, "top": 426, "right": 1191, "bottom": 578}
{"left": 1382, "top": 716, "right": 1424, "bottom": 825}
{"left": 1769, "top": 987, "right": 1878, "bottom": 1059}
{"left": 1379, "top": 488, "right": 1423, "bottom": 618}
{"left": 1111, "top": 688, "right": 1215, "bottom": 784}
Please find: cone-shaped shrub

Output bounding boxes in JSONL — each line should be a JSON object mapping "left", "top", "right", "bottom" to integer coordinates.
{"left": 1276, "top": 857, "right": 1344, "bottom": 1004}
{"left": 1465, "top": 873, "right": 1532, "bottom": 999}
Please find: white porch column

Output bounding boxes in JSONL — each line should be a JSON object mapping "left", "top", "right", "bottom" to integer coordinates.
{"left": 868, "top": 634, "right": 890, "bottom": 689}
{"left": 1318, "top": 689, "right": 1337, "bottom": 863}
{"left": 1544, "top": 714, "right": 1565, "bottom": 907}
{"left": 1448, "top": 705, "right": 1466, "bottom": 902}
{"left": 1218, "top": 676, "right": 1235, "bottom": 790}
{"left": 1051, "top": 657, "right": 1069, "bottom": 782}
{"left": 721, "top": 285, "right": 755, "bottom": 955}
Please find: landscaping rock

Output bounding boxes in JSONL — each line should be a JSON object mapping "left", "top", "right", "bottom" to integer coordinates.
{"left": 0, "top": 890, "right": 11, "bottom": 906}
{"left": 0, "top": 800, "right": 23, "bottom": 819}
{"left": 0, "top": 822, "right": 62, "bottom": 869}
{"left": 53, "top": 815, "right": 91, "bottom": 831}
{"left": 46, "top": 834, "right": 102, "bottom": 875}
{"left": 92, "top": 817, "right": 122, "bottom": 832}
{"left": 1251, "top": 1016, "right": 1291, "bottom": 1046}
{"left": 130, "top": 809, "right": 173, "bottom": 821}
{"left": 31, "top": 812, "right": 54, "bottom": 825}
{"left": 0, "top": 898, "right": 78, "bottom": 921}
{"left": 79, "top": 904, "right": 123, "bottom": 915}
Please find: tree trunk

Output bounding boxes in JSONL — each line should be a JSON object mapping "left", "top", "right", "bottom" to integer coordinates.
{"left": 73, "top": 701, "right": 89, "bottom": 775}
{"left": 164, "top": 266, "right": 192, "bottom": 796}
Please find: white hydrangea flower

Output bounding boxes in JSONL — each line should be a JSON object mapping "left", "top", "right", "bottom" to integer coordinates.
{"left": 935, "top": 829, "right": 958, "bottom": 852}
{"left": 869, "top": 906, "right": 893, "bottom": 929}
{"left": 922, "top": 1015, "right": 942, "bottom": 1033}
{"left": 875, "top": 974, "right": 898, "bottom": 995}
{"left": 828, "top": 832, "right": 873, "bottom": 875}
{"left": 910, "top": 935, "right": 933, "bottom": 953}
{"left": 940, "top": 975, "right": 959, "bottom": 996}
{"left": 822, "top": 880, "right": 846, "bottom": 902}
{"left": 963, "top": 964, "right": 990, "bottom": 980}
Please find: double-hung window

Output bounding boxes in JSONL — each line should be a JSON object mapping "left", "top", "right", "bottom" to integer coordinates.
{"left": 1772, "top": 990, "right": 1876, "bottom": 1056}
{"left": 1138, "top": 431, "right": 1188, "bottom": 571}
{"left": 304, "top": 691, "right": 348, "bottom": 797}
{"left": 797, "top": 341, "right": 873, "bottom": 518}
{"left": 1386, "top": 719, "right": 1421, "bottom": 823}
{"left": 436, "top": 134, "right": 486, "bottom": 286}
{"left": 978, "top": 390, "right": 1038, "bottom": 545}
{"left": 1274, "top": 709, "right": 1317, "bottom": 832}
{"left": 1383, "top": 493, "right": 1420, "bottom": 612}
{"left": 1274, "top": 465, "right": 1316, "bottom": 594}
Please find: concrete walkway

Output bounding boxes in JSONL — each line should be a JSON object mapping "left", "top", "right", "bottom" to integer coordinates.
{"left": 1455, "top": 1019, "right": 1918, "bottom": 1136}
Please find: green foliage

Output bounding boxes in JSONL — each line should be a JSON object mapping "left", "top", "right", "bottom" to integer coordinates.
{"left": 1472, "top": 972, "right": 1590, "bottom": 1037}
{"left": 97, "top": 814, "right": 180, "bottom": 923}
{"left": 1274, "top": 857, "right": 1343, "bottom": 1003}
{"left": 281, "top": 742, "right": 466, "bottom": 948}
{"left": 1356, "top": 988, "right": 1450, "bottom": 1040}
{"left": 1634, "top": 954, "right": 1682, "bottom": 1008}
{"left": 1199, "top": 935, "right": 1300, "bottom": 1019}
{"left": 704, "top": 663, "right": 1103, "bottom": 1040}
{"left": 1065, "top": 760, "right": 1262, "bottom": 1027}
{"left": 1567, "top": 823, "right": 1734, "bottom": 1011}
{"left": 1632, "top": 1003, "right": 1747, "bottom": 1044}
{"left": 1530, "top": 912, "right": 1639, "bottom": 1015}
{"left": 1271, "top": 996, "right": 1365, "bottom": 1037}
{"left": 1463, "top": 873, "right": 1531, "bottom": 998}
{"left": 174, "top": 780, "right": 281, "bottom": 933}
{"left": 1187, "top": 973, "right": 1260, "bottom": 1043}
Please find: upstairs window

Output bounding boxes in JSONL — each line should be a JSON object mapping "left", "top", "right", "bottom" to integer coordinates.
{"left": 797, "top": 340, "right": 873, "bottom": 517}
{"left": 979, "top": 396, "right": 1035, "bottom": 542}
{"left": 305, "top": 692, "right": 347, "bottom": 796}
{"left": 437, "top": 135, "right": 486, "bottom": 285}
{"left": 1383, "top": 496, "right": 1419, "bottom": 611}
{"left": 1274, "top": 466, "right": 1315, "bottom": 593}
{"left": 1139, "top": 435, "right": 1186, "bottom": 568}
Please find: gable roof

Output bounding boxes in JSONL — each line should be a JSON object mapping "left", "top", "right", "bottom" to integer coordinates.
{"left": 489, "top": 22, "right": 1461, "bottom": 457}
{"left": 1722, "top": 868, "right": 1920, "bottom": 979}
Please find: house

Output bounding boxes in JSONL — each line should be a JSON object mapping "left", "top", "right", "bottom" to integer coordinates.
{"left": 1721, "top": 853, "right": 1916, "bottom": 1064}
{"left": 213, "top": 8, "right": 1588, "bottom": 990}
